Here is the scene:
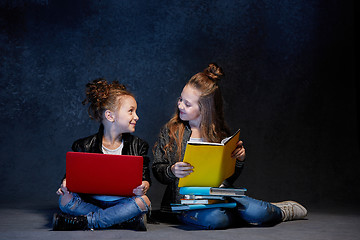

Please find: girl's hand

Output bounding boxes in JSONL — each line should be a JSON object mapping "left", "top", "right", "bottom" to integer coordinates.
{"left": 133, "top": 181, "right": 150, "bottom": 196}
{"left": 56, "top": 179, "right": 70, "bottom": 196}
{"left": 231, "top": 140, "right": 246, "bottom": 161}
{"left": 171, "top": 162, "right": 194, "bottom": 178}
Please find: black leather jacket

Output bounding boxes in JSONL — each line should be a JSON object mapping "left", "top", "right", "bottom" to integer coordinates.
{"left": 64, "top": 124, "right": 151, "bottom": 185}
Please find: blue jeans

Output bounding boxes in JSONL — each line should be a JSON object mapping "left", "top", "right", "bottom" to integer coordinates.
{"left": 59, "top": 193, "right": 148, "bottom": 229}
{"left": 178, "top": 196, "right": 282, "bottom": 229}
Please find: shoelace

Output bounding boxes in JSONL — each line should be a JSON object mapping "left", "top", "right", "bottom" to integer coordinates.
{"left": 282, "top": 205, "right": 294, "bottom": 221}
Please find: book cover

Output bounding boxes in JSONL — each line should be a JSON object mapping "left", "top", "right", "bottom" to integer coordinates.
{"left": 178, "top": 129, "right": 240, "bottom": 187}
{"left": 180, "top": 199, "right": 227, "bottom": 205}
{"left": 180, "top": 187, "right": 247, "bottom": 197}
{"left": 183, "top": 195, "right": 225, "bottom": 200}
{"left": 171, "top": 202, "right": 237, "bottom": 211}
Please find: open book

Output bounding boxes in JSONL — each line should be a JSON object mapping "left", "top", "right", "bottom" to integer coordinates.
{"left": 178, "top": 129, "right": 240, "bottom": 187}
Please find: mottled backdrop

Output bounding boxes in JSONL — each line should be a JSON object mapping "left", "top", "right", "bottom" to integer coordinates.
{"left": 0, "top": 0, "right": 357, "bottom": 209}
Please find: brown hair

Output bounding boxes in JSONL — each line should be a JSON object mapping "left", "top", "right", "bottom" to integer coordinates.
{"left": 164, "top": 63, "right": 230, "bottom": 159}
{"left": 82, "top": 78, "right": 134, "bottom": 122}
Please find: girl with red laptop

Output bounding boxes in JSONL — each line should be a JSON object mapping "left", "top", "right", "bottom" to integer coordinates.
{"left": 152, "top": 63, "right": 307, "bottom": 229}
{"left": 53, "top": 78, "right": 151, "bottom": 231}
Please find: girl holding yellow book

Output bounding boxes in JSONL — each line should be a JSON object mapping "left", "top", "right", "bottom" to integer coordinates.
{"left": 152, "top": 63, "right": 307, "bottom": 229}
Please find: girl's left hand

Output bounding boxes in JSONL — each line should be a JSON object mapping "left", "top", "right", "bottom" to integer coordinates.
{"left": 133, "top": 181, "right": 150, "bottom": 196}
{"left": 231, "top": 140, "right": 246, "bottom": 161}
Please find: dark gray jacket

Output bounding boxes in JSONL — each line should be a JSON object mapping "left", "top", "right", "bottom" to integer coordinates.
{"left": 152, "top": 124, "right": 244, "bottom": 211}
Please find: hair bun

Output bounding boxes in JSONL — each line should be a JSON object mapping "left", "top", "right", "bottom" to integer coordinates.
{"left": 204, "top": 63, "right": 224, "bottom": 81}
{"left": 85, "top": 78, "right": 110, "bottom": 105}
{"left": 110, "top": 81, "right": 127, "bottom": 91}
{"left": 83, "top": 79, "right": 128, "bottom": 108}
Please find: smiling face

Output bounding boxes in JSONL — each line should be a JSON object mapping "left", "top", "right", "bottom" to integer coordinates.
{"left": 113, "top": 95, "right": 139, "bottom": 133}
{"left": 178, "top": 84, "right": 202, "bottom": 127}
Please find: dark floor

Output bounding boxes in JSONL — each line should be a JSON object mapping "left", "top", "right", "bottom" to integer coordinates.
{"left": 0, "top": 203, "right": 359, "bottom": 240}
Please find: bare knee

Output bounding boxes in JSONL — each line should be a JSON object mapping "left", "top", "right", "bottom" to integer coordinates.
{"left": 135, "top": 195, "right": 151, "bottom": 211}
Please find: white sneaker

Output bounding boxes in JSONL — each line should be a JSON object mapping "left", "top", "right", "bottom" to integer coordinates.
{"left": 272, "top": 201, "right": 307, "bottom": 221}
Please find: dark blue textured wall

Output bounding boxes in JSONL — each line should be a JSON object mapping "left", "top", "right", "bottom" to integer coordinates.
{"left": 0, "top": 0, "right": 357, "bottom": 209}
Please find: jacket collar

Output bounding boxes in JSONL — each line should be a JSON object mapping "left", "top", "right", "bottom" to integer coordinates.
{"left": 184, "top": 123, "right": 192, "bottom": 139}
{"left": 96, "top": 124, "right": 104, "bottom": 153}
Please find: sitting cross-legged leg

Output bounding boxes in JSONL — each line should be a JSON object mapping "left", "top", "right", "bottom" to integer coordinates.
{"left": 232, "top": 196, "right": 283, "bottom": 226}
{"left": 53, "top": 193, "right": 150, "bottom": 231}
{"left": 232, "top": 196, "right": 306, "bottom": 226}
{"left": 178, "top": 207, "right": 234, "bottom": 230}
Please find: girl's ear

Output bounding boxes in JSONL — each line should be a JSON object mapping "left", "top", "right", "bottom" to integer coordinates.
{"left": 104, "top": 110, "right": 115, "bottom": 123}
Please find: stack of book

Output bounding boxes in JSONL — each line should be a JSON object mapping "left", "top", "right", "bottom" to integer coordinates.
{"left": 171, "top": 187, "right": 246, "bottom": 211}
{"left": 171, "top": 129, "right": 247, "bottom": 212}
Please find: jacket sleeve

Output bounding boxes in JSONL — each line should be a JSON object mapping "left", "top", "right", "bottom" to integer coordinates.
{"left": 152, "top": 127, "right": 177, "bottom": 185}
{"left": 71, "top": 138, "right": 86, "bottom": 152}
{"left": 137, "top": 139, "right": 152, "bottom": 186}
{"left": 220, "top": 160, "right": 245, "bottom": 188}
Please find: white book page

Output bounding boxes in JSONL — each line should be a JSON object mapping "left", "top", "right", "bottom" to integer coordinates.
{"left": 186, "top": 129, "right": 240, "bottom": 146}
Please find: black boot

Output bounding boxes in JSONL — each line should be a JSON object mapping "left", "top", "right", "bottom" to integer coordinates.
{"left": 135, "top": 214, "right": 147, "bottom": 231}
{"left": 115, "top": 214, "right": 147, "bottom": 231}
{"left": 52, "top": 213, "right": 89, "bottom": 231}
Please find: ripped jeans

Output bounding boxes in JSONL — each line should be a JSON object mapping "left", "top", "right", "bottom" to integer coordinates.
{"left": 59, "top": 193, "right": 149, "bottom": 229}
{"left": 178, "top": 196, "right": 282, "bottom": 229}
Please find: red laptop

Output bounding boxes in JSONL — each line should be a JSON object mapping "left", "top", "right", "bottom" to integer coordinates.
{"left": 66, "top": 152, "right": 143, "bottom": 196}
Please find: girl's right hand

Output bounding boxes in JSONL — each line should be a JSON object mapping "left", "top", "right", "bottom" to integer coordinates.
{"left": 56, "top": 179, "right": 70, "bottom": 196}
{"left": 171, "top": 162, "right": 194, "bottom": 178}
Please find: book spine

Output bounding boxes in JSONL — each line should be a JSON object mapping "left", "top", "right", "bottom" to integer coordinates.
{"left": 181, "top": 199, "right": 209, "bottom": 204}
{"left": 180, "top": 199, "right": 226, "bottom": 204}
{"left": 171, "top": 202, "right": 237, "bottom": 211}
{"left": 179, "top": 187, "right": 211, "bottom": 195}
{"left": 210, "top": 188, "right": 247, "bottom": 196}
{"left": 180, "top": 187, "right": 247, "bottom": 196}
{"left": 183, "top": 195, "right": 225, "bottom": 200}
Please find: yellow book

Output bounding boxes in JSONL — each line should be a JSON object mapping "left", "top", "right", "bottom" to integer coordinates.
{"left": 178, "top": 129, "right": 240, "bottom": 187}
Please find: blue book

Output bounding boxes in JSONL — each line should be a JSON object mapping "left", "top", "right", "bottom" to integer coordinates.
{"left": 180, "top": 187, "right": 246, "bottom": 197}
{"left": 171, "top": 202, "right": 237, "bottom": 211}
